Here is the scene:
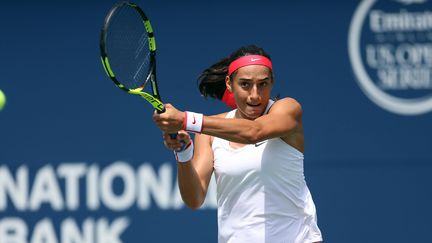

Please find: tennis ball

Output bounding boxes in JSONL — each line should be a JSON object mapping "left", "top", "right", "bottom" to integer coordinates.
{"left": 0, "top": 89, "right": 6, "bottom": 111}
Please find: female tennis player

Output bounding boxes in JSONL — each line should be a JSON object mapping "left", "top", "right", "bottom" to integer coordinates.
{"left": 153, "top": 45, "right": 323, "bottom": 243}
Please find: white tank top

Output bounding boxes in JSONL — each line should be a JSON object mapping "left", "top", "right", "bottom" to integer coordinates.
{"left": 212, "top": 100, "right": 322, "bottom": 243}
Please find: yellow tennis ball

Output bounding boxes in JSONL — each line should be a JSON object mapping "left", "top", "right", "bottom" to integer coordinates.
{"left": 0, "top": 89, "right": 6, "bottom": 111}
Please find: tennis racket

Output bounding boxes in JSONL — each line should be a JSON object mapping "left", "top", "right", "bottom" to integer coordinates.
{"left": 100, "top": 1, "right": 176, "bottom": 138}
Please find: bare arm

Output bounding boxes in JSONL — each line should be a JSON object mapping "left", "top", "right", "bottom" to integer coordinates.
{"left": 177, "top": 133, "right": 214, "bottom": 209}
{"left": 161, "top": 131, "right": 214, "bottom": 210}
{"left": 154, "top": 98, "right": 302, "bottom": 144}
{"left": 203, "top": 98, "right": 302, "bottom": 144}
{"left": 154, "top": 98, "right": 301, "bottom": 144}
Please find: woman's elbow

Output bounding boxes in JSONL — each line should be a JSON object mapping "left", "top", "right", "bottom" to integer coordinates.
{"left": 182, "top": 192, "right": 205, "bottom": 210}
{"left": 243, "top": 127, "right": 263, "bottom": 144}
{"left": 184, "top": 199, "right": 204, "bottom": 210}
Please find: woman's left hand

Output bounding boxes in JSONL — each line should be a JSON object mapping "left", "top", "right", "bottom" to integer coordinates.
{"left": 162, "top": 130, "right": 191, "bottom": 151}
{"left": 153, "top": 103, "right": 184, "bottom": 133}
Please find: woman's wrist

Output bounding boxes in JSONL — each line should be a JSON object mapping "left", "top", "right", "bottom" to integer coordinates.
{"left": 183, "top": 111, "right": 204, "bottom": 133}
{"left": 174, "top": 140, "right": 194, "bottom": 162}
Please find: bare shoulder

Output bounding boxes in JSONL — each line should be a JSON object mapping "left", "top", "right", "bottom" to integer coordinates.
{"left": 270, "top": 98, "right": 302, "bottom": 117}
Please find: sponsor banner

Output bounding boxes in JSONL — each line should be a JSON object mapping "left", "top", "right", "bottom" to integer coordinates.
{"left": 349, "top": 0, "right": 432, "bottom": 115}
{"left": 0, "top": 162, "right": 217, "bottom": 242}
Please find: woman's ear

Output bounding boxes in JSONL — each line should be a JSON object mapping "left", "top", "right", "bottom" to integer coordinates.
{"left": 225, "top": 76, "right": 232, "bottom": 92}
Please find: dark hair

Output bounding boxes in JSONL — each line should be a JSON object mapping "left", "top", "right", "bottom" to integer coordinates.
{"left": 198, "top": 45, "right": 272, "bottom": 100}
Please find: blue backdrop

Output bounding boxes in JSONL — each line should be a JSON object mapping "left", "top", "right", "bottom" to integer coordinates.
{"left": 1, "top": 0, "right": 431, "bottom": 242}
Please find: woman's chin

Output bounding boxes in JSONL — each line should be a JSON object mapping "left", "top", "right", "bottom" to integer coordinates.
{"left": 245, "top": 106, "right": 264, "bottom": 118}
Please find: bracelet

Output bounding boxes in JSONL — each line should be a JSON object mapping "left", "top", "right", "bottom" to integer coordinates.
{"left": 174, "top": 141, "right": 194, "bottom": 163}
{"left": 184, "top": 111, "right": 204, "bottom": 133}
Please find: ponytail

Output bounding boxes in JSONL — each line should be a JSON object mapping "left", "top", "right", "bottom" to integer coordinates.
{"left": 198, "top": 57, "right": 230, "bottom": 100}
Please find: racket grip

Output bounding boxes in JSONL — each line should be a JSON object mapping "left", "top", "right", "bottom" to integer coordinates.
{"left": 156, "top": 106, "right": 177, "bottom": 139}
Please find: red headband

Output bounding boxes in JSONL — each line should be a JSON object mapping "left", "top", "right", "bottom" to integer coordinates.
{"left": 228, "top": 55, "right": 272, "bottom": 76}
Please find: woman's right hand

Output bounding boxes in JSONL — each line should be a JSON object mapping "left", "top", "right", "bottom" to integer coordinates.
{"left": 162, "top": 130, "right": 191, "bottom": 151}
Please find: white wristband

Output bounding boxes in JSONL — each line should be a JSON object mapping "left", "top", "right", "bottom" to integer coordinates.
{"left": 174, "top": 141, "right": 194, "bottom": 163}
{"left": 184, "top": 111, "right": 203, "bottom": 133}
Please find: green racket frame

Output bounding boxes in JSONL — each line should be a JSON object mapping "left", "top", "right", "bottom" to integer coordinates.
{"left": 99, "top": 1, "right": 165, "bottom": 112}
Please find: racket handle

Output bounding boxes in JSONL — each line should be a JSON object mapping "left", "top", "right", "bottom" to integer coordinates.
{"left": 156, "top": 107, "right": 178, "bottom": 139}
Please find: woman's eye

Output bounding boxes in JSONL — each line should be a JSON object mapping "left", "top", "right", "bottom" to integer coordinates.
{"left": 240, "top": 82, "right": 249, "bottom": 88}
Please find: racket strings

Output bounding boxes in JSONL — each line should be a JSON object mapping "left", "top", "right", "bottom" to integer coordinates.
{"left": 105, "top": 4, "right": 152, "bottom": 90}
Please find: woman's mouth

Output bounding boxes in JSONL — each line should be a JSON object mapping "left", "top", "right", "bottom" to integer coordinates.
{"left": 247, "top": 103, "right": 261, "bottom": 107}
{"left": 246, "top": 103, "right": 263, "bottom": 115}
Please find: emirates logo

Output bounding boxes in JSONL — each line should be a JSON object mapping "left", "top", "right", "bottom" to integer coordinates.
{"left": 348, "top": 0, "right": 432, "bottom": 115}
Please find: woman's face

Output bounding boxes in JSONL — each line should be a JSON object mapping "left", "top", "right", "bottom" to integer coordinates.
{"left": 226, "top": 65, "right": 273, "bottom": 120}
